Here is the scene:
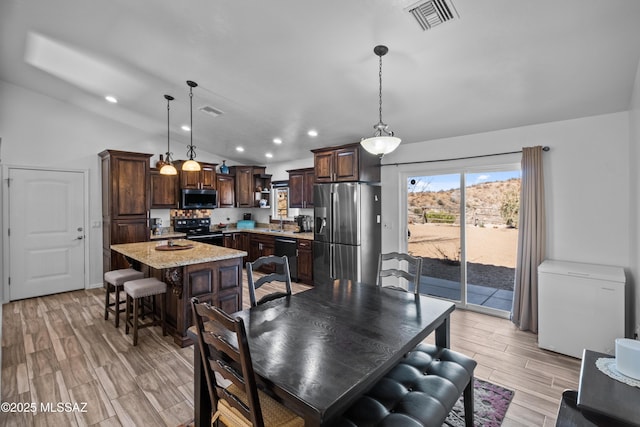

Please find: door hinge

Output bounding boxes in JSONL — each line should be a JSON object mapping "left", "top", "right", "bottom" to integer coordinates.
{"left": 7, "top": 228, "right": 9, "bottom": 236}
{"left": 8, "top": 277, "right": 10, "bottom": 286}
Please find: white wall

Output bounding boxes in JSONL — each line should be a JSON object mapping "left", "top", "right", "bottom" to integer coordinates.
{"left": 381, "top": 112, "right": 635, "bottom": 332}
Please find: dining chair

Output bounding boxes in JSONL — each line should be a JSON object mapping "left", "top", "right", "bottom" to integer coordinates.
{"left": 190, "top": 297, "right": 304, "bottom": 427}
{"left": 246, "top": 255, "right": 293, "bottom": 307}
{"left": 376, "top": 252, "right": 423, "bottom": 294}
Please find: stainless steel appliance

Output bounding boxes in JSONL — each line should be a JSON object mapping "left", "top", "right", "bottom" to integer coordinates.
{"left": 295, "top": 215, "right": 312, "bottom": 232}
{"left": 313, "top": 183, "right": 381, "bottom": 286}
{"left": 274, "top": 237, "right": 298, "bottom": 281}
{"left": 180, "top": 188, "right": 217, "bottom": 209}
{"left": 174, "top": 218, "right": 224, "bottom": 246}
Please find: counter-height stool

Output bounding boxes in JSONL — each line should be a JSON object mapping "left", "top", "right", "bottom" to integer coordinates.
{"left": 123, "top": 277, "right": 167, "bottom": 346}
{"left": 104, "top": 268, "right": 144, "bottom": 328}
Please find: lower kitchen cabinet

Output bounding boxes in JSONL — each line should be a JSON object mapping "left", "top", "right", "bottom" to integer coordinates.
{"left": 224, "top": 232, "right": 249, "bottom": 264}
{"left": 297, "top": 239, "right": 313, "bottom": 285}
{"left": 249, "top": 234, "right": 275, "bottom": 272}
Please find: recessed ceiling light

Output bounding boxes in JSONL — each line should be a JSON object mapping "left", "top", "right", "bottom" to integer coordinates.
{"left": 265, "top": 153, "right": 273, "bottom": 158}
{"left": 181, "top": 125, "right": 190, "bottom": 131}
{"left": 307, "top": 129, "right": 318, "bottom": 137}
{"left": 236, "top": 146, "right": 245, "bottom": 152}
{"left": 273, "top": 138, "right": 283, "bottom": 144}
{"left": 105, "top": 95, "right": 118, "bottom": 103}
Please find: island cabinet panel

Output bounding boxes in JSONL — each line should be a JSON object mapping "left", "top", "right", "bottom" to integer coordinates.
{"left": 165, "top": 257, "right": 243, "bottom": 347}
{"left": 312, "top": 142, "right": 380, "bottom": 183}
{"left": 150, "top": 169, "right": 178, "bottom": 208}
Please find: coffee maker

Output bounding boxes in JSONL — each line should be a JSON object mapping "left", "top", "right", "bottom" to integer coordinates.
{"left": 150, "top": 218, "right": 162, "bottom": 235}
{"left": 295, "top": 215, "right": 311, "bottom": 232}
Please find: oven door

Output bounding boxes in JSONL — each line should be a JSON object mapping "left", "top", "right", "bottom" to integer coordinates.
{"left": 186, "top": 234, "right": 224, "bottom": 246}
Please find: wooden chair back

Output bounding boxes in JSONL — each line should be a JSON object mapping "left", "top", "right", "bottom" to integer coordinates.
{"left": 191, "top": 297, "right": 264, "bottom": 427}
{"left": 246, "top": 255, "right": 293, "bottom": 307}
{"left": 376, "top": 252, "right": 423, "bottom": 294}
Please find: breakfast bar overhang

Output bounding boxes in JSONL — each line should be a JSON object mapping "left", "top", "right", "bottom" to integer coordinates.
{"left": 111, "top": 240, "right": 247, "bottom": 347}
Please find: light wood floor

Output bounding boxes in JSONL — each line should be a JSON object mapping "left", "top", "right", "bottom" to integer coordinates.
{"left": 1, "top": 278, "right": 580, "bottom": 426}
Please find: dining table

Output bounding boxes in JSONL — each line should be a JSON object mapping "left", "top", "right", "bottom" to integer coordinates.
{"left": 189, "top": 279, "right": 456, "bottom": 427}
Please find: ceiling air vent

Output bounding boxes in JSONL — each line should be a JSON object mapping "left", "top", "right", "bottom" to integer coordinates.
{"left": 407, "top": 0, "right": 458, "bottom": 31}
{"left": 199, "top": 105, "right": 224, "bottom": 118}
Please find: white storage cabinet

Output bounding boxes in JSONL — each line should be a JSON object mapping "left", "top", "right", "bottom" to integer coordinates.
{"left": 538, "top": 259, "right": 626, "bottom": 359}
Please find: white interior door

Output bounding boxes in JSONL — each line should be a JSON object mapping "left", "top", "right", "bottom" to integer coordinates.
{"left": 8, "top": 168, "right": 86, "bottom": 300}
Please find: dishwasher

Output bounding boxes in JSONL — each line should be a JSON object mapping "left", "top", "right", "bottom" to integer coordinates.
{"left": 274, "top": 237, "right": 298, "bottom": 282}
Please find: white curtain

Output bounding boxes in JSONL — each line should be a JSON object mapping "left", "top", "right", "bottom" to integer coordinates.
{"left": 511, "top": 146, "right": 546, "bottom": 333}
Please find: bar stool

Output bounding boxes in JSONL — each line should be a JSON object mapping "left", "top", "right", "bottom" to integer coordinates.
{"left": 104, "top": 268, "right": 144, "bottom": 328}
{"left": 123, "top": 277, "right": 167, "bottom": 346}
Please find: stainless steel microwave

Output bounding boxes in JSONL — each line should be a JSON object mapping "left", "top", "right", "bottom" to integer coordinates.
{"left": 180, "top": 188, "right": 217, "bottom": 209}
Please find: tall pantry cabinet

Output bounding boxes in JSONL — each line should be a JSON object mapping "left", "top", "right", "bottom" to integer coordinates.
{"left": 100, "top": 150, "right": 152, "bottom": 274}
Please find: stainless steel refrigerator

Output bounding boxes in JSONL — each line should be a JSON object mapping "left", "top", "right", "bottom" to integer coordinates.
{"left": 313, "top": 182, "right": 381, "bottom": 286}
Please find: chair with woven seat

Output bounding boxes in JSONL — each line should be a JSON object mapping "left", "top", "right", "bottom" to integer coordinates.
{"left": 104, "top": 268, "right": 144, "bottom": 328}
{"left": 123, "top": 277, "right": 167, "bottom": 346}
{"left": 246, "top": 255, "right": 293, "bottom": 307}
{"left": 190, "top": 297, "right": 304, "bottom": 427}
{"left": 376, "top": 252, "right": 423, "bottom": 294}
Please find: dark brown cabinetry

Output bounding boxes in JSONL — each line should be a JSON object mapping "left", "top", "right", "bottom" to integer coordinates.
{"left": 223, "top": 232, "right": 249, "bottom": 264}
{"left": 288, "top": 167, "right": 315, "bottom": 208}
{"left": 150, "top": 168, "right": 178, "bottom": 208}
{"left": 230, "top": 166, "right": 270, "bottom": 208}
{"left": 216, "top": 174, "right": 235, "bottom": 208}
{"left": 176, "top": 161, "right": 217, "bottom": 189}
{"left": 249, "top": 234, "right": 275, "bottom": 272}
{"left": 99, "top": 149, "right": 151, "bottom": 273}
{"left": 312, "top": 142, "right": 380, "bottom": 183}
{"left": 297, "top": 239, "right": 313, "bottom": 285}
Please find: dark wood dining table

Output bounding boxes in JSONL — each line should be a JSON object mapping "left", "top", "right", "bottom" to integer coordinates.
{"left": 189, "top": 279, "right": 456, "bottom": 427}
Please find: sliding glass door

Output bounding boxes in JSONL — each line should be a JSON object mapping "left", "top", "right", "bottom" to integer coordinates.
{"left": 407, "top": 167, "right": 520, "bottom": 315}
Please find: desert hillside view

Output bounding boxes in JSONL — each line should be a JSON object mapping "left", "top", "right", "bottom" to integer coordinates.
{"left": 407, "top": 178, "right": 520, "bottom": 291}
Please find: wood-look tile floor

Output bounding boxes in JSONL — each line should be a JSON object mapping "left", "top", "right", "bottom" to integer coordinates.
{"left": 1, "top": 278, "right": 580, "bottom": 426}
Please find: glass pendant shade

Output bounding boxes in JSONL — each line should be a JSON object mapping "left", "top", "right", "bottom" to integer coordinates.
{"left": 360, "top": 45, "right": 401, "bottom": 157}
{"left": 181, "top": 159, "right": 201, "bottom": 171}
{"left": 159, "top": 163, "right": 178, "bottom": 175}
{"left": 182, "top": 80, "right": 201, "bottom": 172}
{"left": 361, "top": 135, "right": 401, "bottom": 156}
{"left": 160, "top": 94, "right": 178, "bottom": 175}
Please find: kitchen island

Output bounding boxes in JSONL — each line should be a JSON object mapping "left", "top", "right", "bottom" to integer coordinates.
{"left": 111, "top": 240, "right": 246, "bottom": 347}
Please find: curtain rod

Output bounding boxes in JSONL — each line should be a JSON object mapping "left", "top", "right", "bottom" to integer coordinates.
{"left": 381, "top": 146, "right": 550, "bottom": 167}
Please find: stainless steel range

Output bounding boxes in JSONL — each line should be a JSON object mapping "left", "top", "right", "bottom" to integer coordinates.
{"left": 173, "top": 218, "right": 224, "bottom": 246}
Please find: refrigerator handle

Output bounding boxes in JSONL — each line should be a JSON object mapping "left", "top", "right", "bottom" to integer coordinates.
{"left": 330, "top": 244, "right": 334, "bottom": 279}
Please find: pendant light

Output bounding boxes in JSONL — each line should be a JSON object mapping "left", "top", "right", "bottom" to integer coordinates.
{"left": 360, "top": 45, "right": 401, "bottom": 157}
{"left": 159, "top": 94, "right": 178, "bottom": 175}
{"left": 182, "top": 80, "right": 201, "bottom": 172}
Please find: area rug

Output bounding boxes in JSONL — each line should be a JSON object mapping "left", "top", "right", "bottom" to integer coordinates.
{"left": 443, "top": 378, "right": 514, "bottom": 427}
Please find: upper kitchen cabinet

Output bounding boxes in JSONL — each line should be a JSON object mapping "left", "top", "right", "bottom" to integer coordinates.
{"left": 175, "top": 161, "right": 217, "bottom": 189}
{"left": 216, "top": 174, "right": 235, "bottom": 208}
{"left": 230, "top": 166, "right": 270, "bottom": 208}
{"left": 99, "top": 150, "right": 151, "bottom": 219}
{"left": 287, "top": 167, "right": 314, "bottom": 208}
{"left": 150, "top": 168, "right": 178, "bottom": 208}
{"left": 312, "top": 142, "right": 380, "bottom": 183}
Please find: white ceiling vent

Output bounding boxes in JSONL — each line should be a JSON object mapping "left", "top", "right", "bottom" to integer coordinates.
{"left": 407, "top": 0, "right": 458, "bottom": 31}
{"left": 199, "top": 105, "right": 224, "bottom": 118}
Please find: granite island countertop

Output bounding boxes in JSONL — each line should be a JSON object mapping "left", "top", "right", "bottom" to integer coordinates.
{"left": 111, "top": 240, "right": 247, "bottom": 270}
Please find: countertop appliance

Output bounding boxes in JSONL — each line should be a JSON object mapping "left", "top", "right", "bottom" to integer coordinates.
{"left": 313, "top": 182, "right": 381, "bottom": 286}
{"left": 274, "top": 237, "right": 298, "bottom": 282}
{"left": 295, "top": 215, "right": 311, "bottom": 232}
{"left": 174, "top": 218, "right": 224, "bottom": 246}
{"left": 538, "top": 259, "right": 626, "bottom": 358}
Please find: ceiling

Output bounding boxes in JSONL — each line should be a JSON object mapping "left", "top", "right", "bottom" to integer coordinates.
{"left": 2, "top": 0, "right": 640, "bottom": 165}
